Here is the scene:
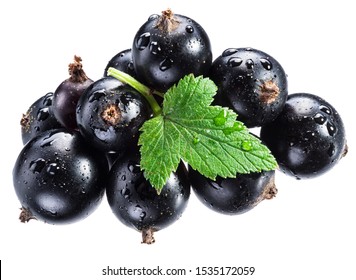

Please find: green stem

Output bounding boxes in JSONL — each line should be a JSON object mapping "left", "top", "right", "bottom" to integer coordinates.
{"left": 107, "top": 67, "right": 162, "bottom": 116}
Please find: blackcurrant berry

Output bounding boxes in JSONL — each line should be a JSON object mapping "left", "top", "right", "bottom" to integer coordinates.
{"left": 21, "top": 92, "right": 62, "bottom": 144}
{"left": 209, "top": 47, "right": 288, "bottom": 128}
{"left": 260, "top": 93, "right": 347, "bottom": 179}
{"left": 106, "top": 150, "right": 190, "bottom": 244}
{"left": 189, "top": 168, "right": 277, "bottom": 215}
{"left": 103, "top": 49, "right": 136, "bottom": 78}
{"left": 132, "top": 9, "right": 212, "bottom": 92}
{"left": 13, "top": 129, "right": 108, "bottom": 224}
{"left": 52, "top": 56, "right": 93, "bottom": 130}
{"left": 76, "top": 77, "right": 152, "bottom": 153}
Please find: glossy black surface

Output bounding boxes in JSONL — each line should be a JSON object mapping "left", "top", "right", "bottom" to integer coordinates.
{"left": 21, "top": 92, "right": 62, "bottom": 144}
{"left": 106, "top": 150, "right": 190, "bottom": 232}
{"left": 104, "top": 49, "right": 136, "bottom": 78}
{"left": 13, "top": 129, "right": 108, "bottom": 224}
{"left": 260, "top": 93, "right": 347, "bottom": 179}
{"left": 132, "top": 12, "right": 212, "bottom": 92}
{"left": 189, "top": 168, "right": 275, "bottom": 215}
{"left": 209, "top": 47, "right": 288, "bottom": 128}
{"left": 76, "top": 77, "right": 151, "bottom": 152}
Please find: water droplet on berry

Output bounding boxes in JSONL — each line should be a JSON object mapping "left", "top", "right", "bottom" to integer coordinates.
{"left": 121, "top": 188, "right": 131, "bottom": 199}
{"left": 222, "top": 48, "right": 238, "bottom": 57}
{"left": 320, "top": 105, "right": 331, "bottom": 115}
{"left": 241, "top": 140, "right": 252, "bottom": 151}
{"left": 159, "top": 58, "right": 173, "bottom": 71}
{"left": 44, "top": 209, "right": 58, "bottom": 216}
{"left": 327, "top": 143, "right": 336, "bottom": 157}
{"left": 314, "top": 113, "right": 326, "bottom": 124}
{"left": 246, "top": 59, "right": 254, "bottom": 69}
{"left": 42, "top": 92, "right": 53, "bottom": 106}
{"left": 136, "top": 32, "right": 151, "bottom": 50}
{"left": 46, "top": 163, "right": 58, "bottom": 175}
{"left": 260, "top": 58, "right": 272, "bottom": 70}
{"left": 128, "top": 163, "right": 141, "bottom": 173}
{"left": 139, "top": 211, "right": 146, "bottom": 221}
{"left": 29, "top": 158, "right": 46, "bottom": 173}
{"left": 148, "top": 14, "right": 159, "bottom": 21}
{"left": 128, "top": 62, "right": 134, "bottom": 71}
{"left": 41, "top": 133, "right": 58, "bottom": 147}
{"left": 88, "top": 90, "right": 105, "bottom": 102}
{"left": 149, "top": 41, "right": 161, "bottom": 55}
{"left": 211, "top": 181, "right": 222, "bottom": 190}
{"left": 37, "top": 108, "right": 50, "bottom": 121}
{"left": 227, "top": 57, "right": 243, "bottom": 67}
{"left": 327, "top": 122, "right": 336, "bottom": 136}
{"left": 185, "top": 25, "right": 194, "bottom": 33}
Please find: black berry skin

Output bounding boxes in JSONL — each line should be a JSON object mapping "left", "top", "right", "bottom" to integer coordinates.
{"left": 76, "top": 77, "right": 152, "bottom": 153}
{"left": 209, "top": 47, "right": 288, "bottom": 128}
{"left": 13, "top": 129, "right": 108, "bottom": 224}
{"left": 189, "top": 168, "right": 276, "bottom": 215}
{"left": 260, "top": 93, "right": 347, "bottom": 179}
{"left": 21, "top": 92, "right": 62, "bottom": 144}
{"left": 103, "top": 49, "right": 136, "bottom": 78}
{"left": 132, "top": 9, "right": 212, "bottom": 92}
{"left": 106, "top": 150, "right": 190, "bottom": 244}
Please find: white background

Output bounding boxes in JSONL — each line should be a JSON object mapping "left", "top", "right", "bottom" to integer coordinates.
{"left": 1, "top": 0, "right": 355, "bottom": 279}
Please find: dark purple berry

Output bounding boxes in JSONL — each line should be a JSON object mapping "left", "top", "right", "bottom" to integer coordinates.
{"left": 260, "top": 93, "right": 347, "bottom": 179}
{"left": 209, "top": 47, "right": 288, "bottom": 128}
{"left": 52, "top": 56, "right": 93, "bottom": 130}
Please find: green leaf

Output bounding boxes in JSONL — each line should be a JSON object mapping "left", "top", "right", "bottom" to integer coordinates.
{"left": 139, "top": 74, "right": 277, "bottom": 193}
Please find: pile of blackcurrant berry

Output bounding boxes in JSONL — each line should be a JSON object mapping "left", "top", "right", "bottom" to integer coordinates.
{"left": 13, "top": 9, "right": 347, "bottom": 244}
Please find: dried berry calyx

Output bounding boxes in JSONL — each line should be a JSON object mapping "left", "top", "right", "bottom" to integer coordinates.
{"left": 155, "top": 8, "right": 180, "bottom": 33}
{"left": 68, "top": 55, "right": 89, "bottom": 83}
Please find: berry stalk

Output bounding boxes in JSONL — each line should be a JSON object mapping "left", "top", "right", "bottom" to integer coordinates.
{"left": 107, "top": 67, "right": 162, "bottom": 116}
